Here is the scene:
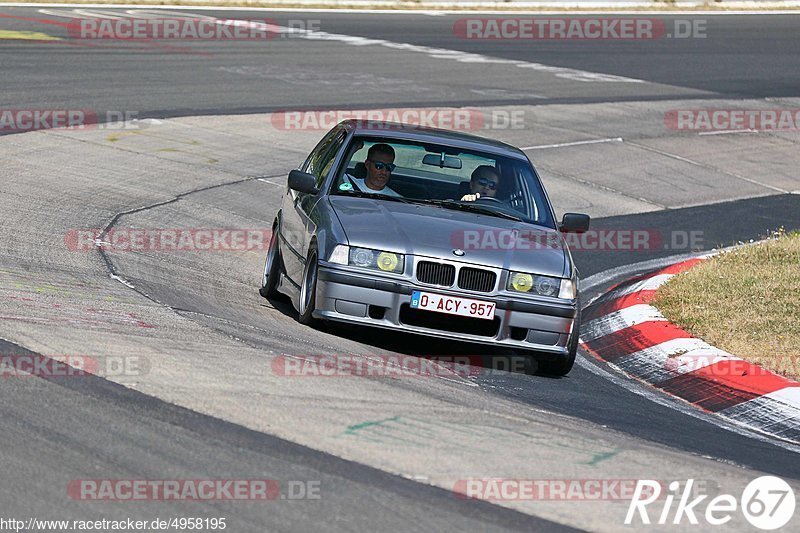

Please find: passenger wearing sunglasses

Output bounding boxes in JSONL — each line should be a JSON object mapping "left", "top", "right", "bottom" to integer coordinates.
{"left": 460, "top": 165, "right": 501, "bottom": 202}
{"left": 347, "top": 143, "right": 401, "bottom": 197}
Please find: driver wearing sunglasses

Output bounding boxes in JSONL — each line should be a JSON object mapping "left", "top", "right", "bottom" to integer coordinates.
{"left": 460, "top": 165, "right": 501, "bottom": 202}
{"left": 347, "top": 143, "right": 401, "bottom": 197}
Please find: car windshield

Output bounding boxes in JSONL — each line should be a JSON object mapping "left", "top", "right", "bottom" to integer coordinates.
{"left": 330, "top": 136, "right": 556, "bottom": 228}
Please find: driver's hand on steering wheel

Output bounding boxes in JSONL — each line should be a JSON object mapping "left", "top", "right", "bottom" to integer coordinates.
{"left": 460, "top": 193, "right": 480, "bottom": 202}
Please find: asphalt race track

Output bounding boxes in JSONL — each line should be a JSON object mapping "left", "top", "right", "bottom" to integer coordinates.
{"left": 1, "top": 6, "right": 799, "bottom": 532}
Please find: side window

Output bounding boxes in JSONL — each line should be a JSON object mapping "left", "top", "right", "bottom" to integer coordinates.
{"left": 305, "top": 129, "right": 346, "bottom": 188}
{"left": 302, "top": 129, "right": 335, "bottom": 173}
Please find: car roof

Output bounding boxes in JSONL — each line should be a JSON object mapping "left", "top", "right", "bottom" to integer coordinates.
{"left": 341, "top": 120, "right": 529, "bottom": 161}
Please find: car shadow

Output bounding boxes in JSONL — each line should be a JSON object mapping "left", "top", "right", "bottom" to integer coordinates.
{"left": 261, "top": 292, "right": 565, "bottom": 379}
{"left": 333, "top": 322, "right": 568, "bottom": 379}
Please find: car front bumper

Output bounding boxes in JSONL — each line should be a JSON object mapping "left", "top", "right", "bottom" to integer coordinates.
{"left": 315, "top": 265, "right": 578, "bottom": 355}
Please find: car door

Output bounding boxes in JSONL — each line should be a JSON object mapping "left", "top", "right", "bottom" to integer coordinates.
{"left": 281, "top": 126, "right": 347, "bottom": 286}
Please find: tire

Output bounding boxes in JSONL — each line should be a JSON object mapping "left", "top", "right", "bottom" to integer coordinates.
{"left": 297, "top": 244, "right": 319, "bottom": 326}
{"left": 537, "top": 307, "right": 580, "bottom": 377}
{"left": 259, "top": 222, "right": 282, "bottom": 299}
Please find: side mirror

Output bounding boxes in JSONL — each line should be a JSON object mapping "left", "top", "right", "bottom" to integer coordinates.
{"left": 288, "top": 170, "right": 319, "bottom": 194}
{"left": 560, "top": 213, "right": 590, "bottom": 233}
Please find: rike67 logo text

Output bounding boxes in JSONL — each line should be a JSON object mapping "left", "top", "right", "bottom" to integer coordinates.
{"left": 626, "top": 477, "right": 795, "bottom": 530}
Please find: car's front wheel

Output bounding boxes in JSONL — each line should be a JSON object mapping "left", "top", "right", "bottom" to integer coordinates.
{"left": 259, "top": 221, "right": 282, "bottom": 300}
{"left": 297, "top": 244, "right": 319, "bottom": 326}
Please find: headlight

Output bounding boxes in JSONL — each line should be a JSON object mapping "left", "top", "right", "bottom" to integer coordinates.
{"left": 348, "top": 247, "right": 404, "bottom": 274}
{"left": 507, "top": 271, "right": 563, "bottom": 298}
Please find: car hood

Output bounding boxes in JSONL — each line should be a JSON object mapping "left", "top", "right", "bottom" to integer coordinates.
{"left": 328, "top": 196, "right": 567, "bottom": 277}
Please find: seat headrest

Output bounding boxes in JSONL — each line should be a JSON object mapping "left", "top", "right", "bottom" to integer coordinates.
{"left": 353, "top": 162, "right": 367, "bottom": 179}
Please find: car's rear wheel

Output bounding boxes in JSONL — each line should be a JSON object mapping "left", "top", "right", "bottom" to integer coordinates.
{"left": 259, "top": 221, "right": 281, "bottom": 299}
{"left": 297, "top": 245, "right": 319, "bottom": 326}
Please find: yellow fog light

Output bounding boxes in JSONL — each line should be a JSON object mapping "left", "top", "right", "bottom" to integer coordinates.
{"left": 377, "top": 252, "right": 399, "bottom": 272}
{"left": 510, "top": 272, "right": 533, "bottom": 292}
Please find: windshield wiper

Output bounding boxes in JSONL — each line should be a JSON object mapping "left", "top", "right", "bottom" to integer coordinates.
{"left": 410, "top": 199, "right": 524, "bottom": 222}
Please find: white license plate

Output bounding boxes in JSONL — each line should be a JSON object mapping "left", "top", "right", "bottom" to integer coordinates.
{"left": 410, "top": 291, "right": 496, "bottom": 320}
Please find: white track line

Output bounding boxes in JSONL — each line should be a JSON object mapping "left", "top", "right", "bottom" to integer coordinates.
{"left": 626, "top": 140, "right": 790, "bottom": 194}
{"left": 521, "top": 137, "right": 623, "bottom": 150}
{"left": 73, "top": 8, "right": 130, "bottom": 19}
{"left": 12, "top": 4, "right": 800, "bottom": 14}
{"left": 37, "top": 8, "right": 645, "bottom": 84}
{"left": 124, "top": 9, "right": 214, "bottom": 19}
{"left": 698, "top": 129, "right": 760, "bottom": 136}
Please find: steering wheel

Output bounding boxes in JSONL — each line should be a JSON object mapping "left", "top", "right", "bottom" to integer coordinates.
{"left": 474, "top": 196, "right": 503, "bottom": 204}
